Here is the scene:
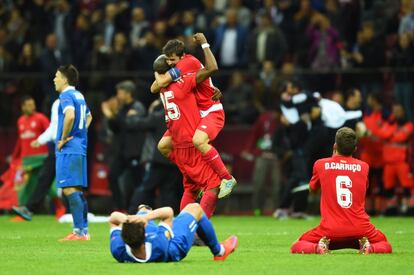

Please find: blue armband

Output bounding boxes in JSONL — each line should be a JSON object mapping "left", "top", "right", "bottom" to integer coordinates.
{"left": 168, "top": 67, "right": 181, "bottom": 81}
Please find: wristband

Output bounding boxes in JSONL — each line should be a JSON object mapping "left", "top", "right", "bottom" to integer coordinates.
{"left": 201, "top": 43, "right": 210, "bottom": 49}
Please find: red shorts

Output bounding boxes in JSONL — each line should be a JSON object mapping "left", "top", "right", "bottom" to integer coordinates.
{"left": 383, "top": 162, "right": 414, "bottom": 189}
{"left": 197, "top": 110, "right": 225, "bottom": 141}
{"left": 171, "top": 146, "right": 221, "bottom": 193}
{"left": 298, "top": 226, "right": 388, "bottom": 250}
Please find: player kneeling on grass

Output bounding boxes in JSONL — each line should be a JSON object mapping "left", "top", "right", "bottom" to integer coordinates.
{"left": 291, "top": 127, "right": 392, "bottom": 255}
{"left": 109, "top": 203, "right": 238, "bottom": 263}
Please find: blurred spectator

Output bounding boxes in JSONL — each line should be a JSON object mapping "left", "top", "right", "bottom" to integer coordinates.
{"left": 399, "top": 0, "right": 414, "bottom": 35}
{"left": 51, "top": 0, "right": 72, "bottom": 53}
{"left": 241, "top": 110, "right": 281, "bottom": 216}
{"left": 343, "top": 88, "right": 363, "bottom": 129}
{"left": 101, "top": 80, "right": 146, "bottom": 211}
{"left": 108, "top": 32, "right": 131, "bottom": 72}
{"left": 306, "top": 14, "right": 339, "bottom": 70}
{"left": 100, "top": 3, "right": 119, "bottom": 50}
{"left": 152, "top": 20, "right": 169, "bottom": 50}
{"left": 352, "top": 21, "right": 386, "bottom": 99}
{"left": 390, "top": 33, "right": 414, "bottom": 122}
{"left": 129, "top": 7, "right": 149, "bottom": 49}
{"left": 293, "top": 0, "right": 316, "bottom": 67}
{"left": 228, "top": 0, "right": 252, "bottom": 29}
{"left": 196, "top": 0, "right": 221, "bottom": 39}
{"left": 17, "top": 43, "right": 38, "bottom": 72}
{"left": 0, "top": 45, "right": 13, "bottom": 72}
{"left": 212, "top": 8, "right": 248, "bottom": 68}
{"left": 221, "top": 71, "right": 258, "bottom": 124}
{"left": 127, "top": 99, "right": 182, "bottom": 213}
{"left": 131, "top": 31, "right": 161, "bottom": 71}
{"left": 71, "top": 14, "right": 93, "bottom": 70}
{"left": 375, "top": 104, "right": 414, "bottom": 215}
{"left": 247, "top": 12, "right": 287, "bottom": 69}
{"left": 6, "top": 8, "right": 28, "bottom": 53}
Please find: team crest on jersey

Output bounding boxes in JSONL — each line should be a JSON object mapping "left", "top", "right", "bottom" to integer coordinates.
{"left": 31, "top": 121, "right": 37, "bottom": 128}
{"left": 164, "top": 230, "right": 171, "bottom": 240}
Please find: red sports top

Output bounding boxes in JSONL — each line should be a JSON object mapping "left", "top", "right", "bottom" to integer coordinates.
{"left": 360, "top": 111, "right": 384, "bottom": 168}
{"left": 175, "top": 54, "right": 220, "bottom": 111}
{"left": 310, "top": 155, "right": 375, "bottom": 237}
{"left": 160, "top": 73, "right": 200, "bottom": 148}
{"left": 13, "top": 112, "right": 49, "bottom": 158}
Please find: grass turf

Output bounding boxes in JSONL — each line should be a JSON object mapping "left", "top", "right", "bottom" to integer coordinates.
{"left": 0, "top": 215, "right": 413, "bottom": 275}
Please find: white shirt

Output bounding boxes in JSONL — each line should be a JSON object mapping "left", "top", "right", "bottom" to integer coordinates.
{"left": 220, "top": 29, "right": 237, "bottom": 66}
{"left": 37, "top": 99, "right": 59, "bottom": 145}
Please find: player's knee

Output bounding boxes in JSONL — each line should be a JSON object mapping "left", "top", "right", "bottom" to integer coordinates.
{"left": 192, "top": 135, "right": 204, "bottom": 149}
{"left": 183, "top": 203, "right": 203, "bottom": 220}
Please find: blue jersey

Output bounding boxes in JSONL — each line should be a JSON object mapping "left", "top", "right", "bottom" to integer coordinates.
{"left": 110, "top": 221, "right": 172, "bottom": 263}
{"left": 56, "top": 87, "right": 90, "bottom": 155}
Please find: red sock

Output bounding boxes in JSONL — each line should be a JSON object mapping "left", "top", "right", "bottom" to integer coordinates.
{"left": 180, "top": 191, "right": 197, "bottom": 211}
{"left": 200, "top": 191, "right": 218, "bottom": 218}
{"left": 372, "top": 241, "right": 393, "bottom": 253}
{"left": 202, "top": 147, "right": 231, "bottom": 180}
{"left": 291, "top": 240, "right": 318, "bottom": 254}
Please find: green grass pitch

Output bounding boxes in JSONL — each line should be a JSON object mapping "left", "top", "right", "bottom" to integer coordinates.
{"left": 1, "top": 215, "right": 413, "bottom": 275}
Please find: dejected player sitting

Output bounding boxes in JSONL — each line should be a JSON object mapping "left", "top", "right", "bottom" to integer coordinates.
{"left": 109, "top": 203, "right": 238, "bottom": 263}
{"left": 291, "top": 127, "right": 392, "bottom": 254}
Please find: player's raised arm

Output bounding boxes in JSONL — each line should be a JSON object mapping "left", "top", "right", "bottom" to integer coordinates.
{"left": 194, "top": 33, "right": 218, "bottom": 84}
{"left": 150, "top": 80, "right": 161, "bottom": 93}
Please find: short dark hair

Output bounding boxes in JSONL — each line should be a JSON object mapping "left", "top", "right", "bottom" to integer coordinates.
{"left": 58, "top": 64, "right": 79, "bottom": 86}
{"left": 116, "top": 80, "right": 136, "bottom": 97}
{"left": 121, "top": 222, "right": 146, "bottom": 249}
{"left": 162, "top": 39, "right": 185, "bottom": 57}
{"left": 367, "top": 91, "right": 383, "bottom": 105}
{"left": 153, "top": 55, "right": 170, "bottom": 74}
{"left": 335, "top": 127, "right": 357, "bottom": 156}
{"left": 20, "top": 95, "right": 34, "bottom": 106}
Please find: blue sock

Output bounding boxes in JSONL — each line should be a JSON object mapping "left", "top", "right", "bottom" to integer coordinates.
{"left": 67, "top": 192, "right": 84, "bottom": 234}
{"left": 80, "top": 193, "right": 88, "bottom": 235}
{"left": 196, "top": 214, "right": 221, "bottom": 256}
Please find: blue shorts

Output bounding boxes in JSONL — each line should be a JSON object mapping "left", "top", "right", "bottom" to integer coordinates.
{"left": 168, "top": 212, "right": 198, "bottom": 262}
{"left": 56, "top": 153, "right": 87, "bottom": 188}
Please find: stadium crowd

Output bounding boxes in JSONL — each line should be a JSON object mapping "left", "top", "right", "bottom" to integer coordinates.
{"left": 1, "top": 0, "right": 414, "bottom": 217}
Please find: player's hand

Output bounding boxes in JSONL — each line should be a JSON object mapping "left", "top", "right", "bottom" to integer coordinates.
{"left": 212, "top": 86, "right": 222, "bottom": 101}
{"left": 193, "top": 33, "right": 207, "bottom": 45}
{"left": 127, "top": 215, "right": 148, "bottom": 226}
{"left": 57, "top": 136, "right": 73, "bottom": 151}
{"left": 30, "top": 140, "right": 40, "bottom": 148}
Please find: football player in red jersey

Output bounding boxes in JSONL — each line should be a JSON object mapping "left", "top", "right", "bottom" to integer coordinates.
{"left": 291, "top": 127, "right": 392, "bottom": 254}
{"left": 152, "top": 33, "right": 224, "bottom": 218}
{"left": 150, "top": 39, "right": 236, "bottom": 199}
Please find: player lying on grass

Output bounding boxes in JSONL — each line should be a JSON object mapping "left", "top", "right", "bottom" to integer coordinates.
{"left": 109, "top": 203, "right": 238, "bottom": 263}
{"left": 291, "top": 127, "right": 392, "bottom": 254}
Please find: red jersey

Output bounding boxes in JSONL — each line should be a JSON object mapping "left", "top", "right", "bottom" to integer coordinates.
{"left": 376, "top": 120, "right": 414, "bottom": 163}
{"left": 360, "top": 111, "right": 384, "bottom": 168}
{"left": 13, "top": 112, "right": 49, "bottom": 158}
{"left": 160, "top": 73, "right": 200, "bottom": 148}
{"left": 310, "top": 155, "right": 375, "bottom": 237}
{"left": 175, "top": 54, "right": 220, "bottom": 111}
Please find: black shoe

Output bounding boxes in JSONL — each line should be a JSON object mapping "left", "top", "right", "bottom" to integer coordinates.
{"left": 12, "top": 206, "right": 33, "bottom": 221}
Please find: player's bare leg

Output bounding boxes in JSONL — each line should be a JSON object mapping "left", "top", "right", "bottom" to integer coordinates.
{"left": 193, "top": 130, "right": 237, "bottom": 198}
{"left": 158, "top": 136, "right": 173, "bottom": 159}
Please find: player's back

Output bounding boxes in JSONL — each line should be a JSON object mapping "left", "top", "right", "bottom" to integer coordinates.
{"left": 160, "top": 73, "right": 200, "bottom": 148}
{"left": 311, "top": 155, "right": 375, "bottom": 237}
{"left": 57, "top": 88, "right": 89, "bottom": 155}
{"left": 176, "top": 54, "right": 218, "bottom": 110}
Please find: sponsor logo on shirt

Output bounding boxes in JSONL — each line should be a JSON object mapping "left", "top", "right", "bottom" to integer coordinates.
{"left": 20, "top": 130, "right": 36, "bottom": 139}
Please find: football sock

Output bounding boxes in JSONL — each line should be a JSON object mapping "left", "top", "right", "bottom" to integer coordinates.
{"left": 371, "top": 241, "right": 392, "bottom": 253}
{"left": 80, "top": 193, "right": 88, "bottom": 235}
{"left": 180, "top": 191, "right": 197, "bottom": 211}
{"left": 202, "top": 147, "right": 232, "bottom": 180}
{"left": 67, "top": 192, "right": 84, "bottom": 234}
{"left": 196, "top": 214, "right": 221, "bottom": 256}
{"left": 290, "top": 241, "right": 318, "bottom": 254}
{"left": 200, "top": 191, "right": 218, "bottom": 219}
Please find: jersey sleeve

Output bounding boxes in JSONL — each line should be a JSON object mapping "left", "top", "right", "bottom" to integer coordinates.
{"left": 109, "top": 228, "right": 128, "bottom": 263}
{"left": 309, "top": 161, "right": 321, "bottom": 190}
{"left": 60, "top": 92, "right": 75, "bottom": 114}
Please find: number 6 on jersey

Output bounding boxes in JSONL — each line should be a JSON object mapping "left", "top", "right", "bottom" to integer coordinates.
{"left": 336, "top": 175, "right": 352, "bottom": 208}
